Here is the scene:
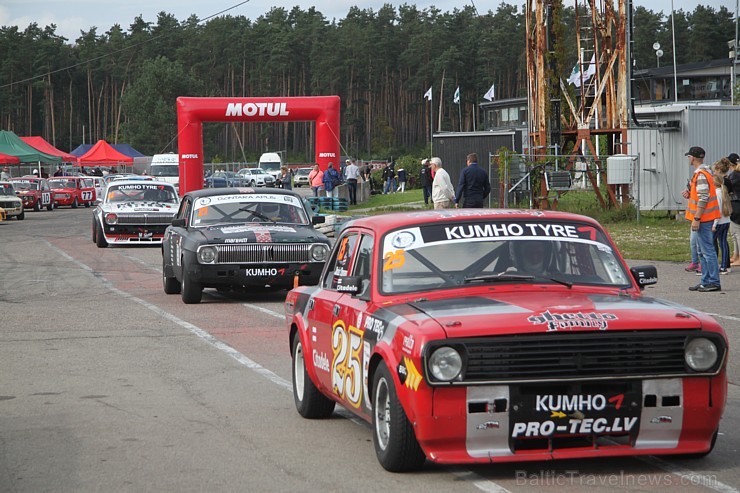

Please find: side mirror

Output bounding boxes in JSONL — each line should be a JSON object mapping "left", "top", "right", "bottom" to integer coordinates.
{"left": 335, "top": 275, "right": 362, "bottom": 295}
{"left": 312, "top": 215, "right": 326, "bottom": 225}
{"left": 171, "top": 218, "right": 186, "bottom": 227}
{"left": 630, "top": 265, "right": 658, "bottom": 289}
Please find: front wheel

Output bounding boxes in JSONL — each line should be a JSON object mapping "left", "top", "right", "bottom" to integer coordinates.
{"left": 95, "top": 221, "right": 108, "bottom": 248}
{"left": 72, "top": 197, "right": 78, "bottom": 209}
{"left": 47, "top": 202, "right": 53, "bottom": 211}
{"left": 180, "top": 268, "right": 202, "bottom": 304}
{"left": 292, "top": 336, "right": 335, "bottom": 419}
{"left": 250, "top": 180, "right": 256, "bottom": 187}
{"left": 33, "top": 201, "right": 41, "bottom": 212}
{"left": 162, "top": 256, "right": 181, "bottom": 294}
{"left": 16, "top": 210, "right": 25, "bottom": 220}
{"left": 372, "top": 362, "right": 426, "bottom": 472}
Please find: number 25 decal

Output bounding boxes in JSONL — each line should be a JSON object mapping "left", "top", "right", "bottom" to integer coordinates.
{"left": 331, "top": 320, "right": 363, "bottom": 408}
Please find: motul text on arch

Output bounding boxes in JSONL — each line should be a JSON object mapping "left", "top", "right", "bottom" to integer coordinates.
{"left": 225, "top": 102, "right": 290, "bottom": 117}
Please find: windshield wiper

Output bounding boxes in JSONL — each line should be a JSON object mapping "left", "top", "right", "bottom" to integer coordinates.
{"left": 464, "top": 272, "right": 573, "bottom": 288}
{"left": 237, "top": 208, "right": 276, "bottom": 224}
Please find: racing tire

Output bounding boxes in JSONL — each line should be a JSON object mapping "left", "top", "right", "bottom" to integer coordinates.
{"left": 180, "top": 269, "right": 202, "bottom": 304}
{"left": 95, "top": 221, "right": 108, "bottom": 248}
{"left": 292, "top": 335, "right": 335, "bottom": 419}
{"left": 33, "top": 201, "right": 41, "bottom": 212}
{"left": 47, "top": 203, "right": 53, "bottom": 211}
{"left": 372, "top": 361, "right": 426, "bottom": 472}
{"left": 72, "top": 197, "right": 78, "bottom": 209}
{"left": 17, "top": 210, "right": 25, "bottom": 220}
{"left": 162, "top": 258, "right": 181, "bottom": 295}
{"left": 84, "top": 201, "right": 90, "bottom": 208}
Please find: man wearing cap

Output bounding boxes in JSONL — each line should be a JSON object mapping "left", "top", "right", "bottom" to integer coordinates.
{"left": 344, "top": 159, "right": 361, "bottom": 205}
{"left": 682, "top": 146, "right": 722, "bottom": 292}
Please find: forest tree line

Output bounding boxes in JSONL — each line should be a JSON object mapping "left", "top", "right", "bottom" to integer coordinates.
{"left": 0, "top": 2, "right": 736, "bottom": 162}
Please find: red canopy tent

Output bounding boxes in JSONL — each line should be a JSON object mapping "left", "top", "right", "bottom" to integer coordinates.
{"left": 0, "top": 152, "right": 20, "bottom": 165}
{"left": 76, "top": 140, "right": 134, "bottom": 166}
{"left": 20, "top": 136, "right": 77, "bottom": 162}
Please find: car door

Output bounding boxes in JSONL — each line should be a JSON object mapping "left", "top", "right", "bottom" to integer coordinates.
{"left": 334, "top": 232, "right": 375, "bottom": 416}
{"left": 308, "top": 231, "right": 361, "bottom": 397}
{"left": 79, "top": 178, "right": 95, "bottom": 203}
{"left": 165, "top": 196, "right": 193, "bottom": 281}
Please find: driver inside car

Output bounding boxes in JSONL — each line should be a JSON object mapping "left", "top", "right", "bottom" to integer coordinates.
{"left": 511, "top": 240, "right": 555, "bottom": 275}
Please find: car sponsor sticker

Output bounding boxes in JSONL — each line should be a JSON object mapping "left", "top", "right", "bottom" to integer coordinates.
{"left": 528, "top": 310, "right": 618, "bottom": 331}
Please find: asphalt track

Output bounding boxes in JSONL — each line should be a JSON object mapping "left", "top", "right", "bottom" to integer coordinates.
{"left": 0, "top": 206, "right": 738, "bottom": 493}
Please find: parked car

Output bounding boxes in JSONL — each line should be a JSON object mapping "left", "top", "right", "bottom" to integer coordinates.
{"left": 48, "top": 176, "right": 96, "bottom": 208}
{"left": 205, "top": 170, "right": 246, "bottom": 188}
{"left": 293, "top": 168, "right": 312, "bottom": 187}
{"left": 162, "top": 188, "right": 329, "bottom": 304}
{"left": 285, "top": 209, "right": 728, "bottom": 471}
{"left": 0, "top": 182, "right": 24, "bottom": 220}
{"left": 9, "top": 177, "right": 54, "bottom": 211}
{"left": 236, "top": 167, "right": 276, "bottom": 187}
{"left": 91, "top": 180, "right": 179, "bottom": 248}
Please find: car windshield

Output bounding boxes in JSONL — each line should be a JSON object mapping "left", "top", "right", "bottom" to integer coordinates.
{"left": 150, "top": 165, "right": 179, "bottom": 177}
{"left": 191, "top": 193, "right": 309, "bottom": 226}
{"left": 10, "top": 180, "right": 37, "bottom": 191}
{"left": 0, "top": 183, "right": 17, "bottom": 195}
{"left": 106, "top": 183, "right": 178, "bottom": 203}
{"left": 296, "top": 168, "right": 311, "bottom": 176}
{"left": 49, "top": 179, "right": 77, "bottom": 189}
{"left": 379, "top": 220, "right": 631, "bottom": 294}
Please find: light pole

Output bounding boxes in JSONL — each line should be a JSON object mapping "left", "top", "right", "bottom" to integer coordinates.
{"left": 653, "top": 42, "right": 663, "bottom": 68}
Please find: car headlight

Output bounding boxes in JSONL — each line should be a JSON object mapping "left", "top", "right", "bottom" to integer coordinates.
{"left": 105, "top": 213, "right": 118, "bottom": 224}
{"left": 428, "top": 346, "right": 463, "bottom": 382}
{"left": 198, "top": 246, "right": 217, "bottom": 264}
{"left": 310, "top": 244, "right": 329, "bottom": 261}
{"left": 685, "top": 337, "right": 718, "bottom": 371}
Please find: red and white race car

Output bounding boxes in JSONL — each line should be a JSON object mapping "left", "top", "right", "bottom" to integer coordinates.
{"left": 48, "top": 176, "right": 96, "bottom": 208}
{"left": 9, "top": 177, "right": 55, "bottom": 211}
{"left": 285, "top": 209, "right": 728, "bottom": 471}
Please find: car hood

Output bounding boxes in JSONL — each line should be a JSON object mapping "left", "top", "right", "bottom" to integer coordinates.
{"left": 196, "top": 223, "right": 328, "bottom": 244}
{"left": 401, "top": 290, "right": 705, "bottom": 337}
{"left": 104, "top": 201, "right": 178, "bottom": 213}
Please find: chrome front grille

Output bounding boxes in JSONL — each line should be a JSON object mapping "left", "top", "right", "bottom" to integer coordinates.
{"left": 214, "top": 243, "right": 315, "bottom": 264}
{"left": 115, "top": 213, "right": 175, "bottom": 225}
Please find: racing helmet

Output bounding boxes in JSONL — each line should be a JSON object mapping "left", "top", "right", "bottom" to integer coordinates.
{"left": 143, "top": 189, "right": 160, "bottom": 201}
{"left": 511, "top": 240, "right": 554, "bottom": 273}
{"left": 259, "top": 202, "right": 282, "bottom": 219}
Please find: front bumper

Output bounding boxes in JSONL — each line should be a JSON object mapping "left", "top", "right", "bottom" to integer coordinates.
{"left": 185, "top": 261, "right": 324, "bottom": 289}
{"left": 411, "top": 375, "right": 726, "bottom": 464}
{"left": 100, "top": 223, "right": 170, "bottom": 244}
{"left": 0, "top": 202, "right": 23, "bottom": 217}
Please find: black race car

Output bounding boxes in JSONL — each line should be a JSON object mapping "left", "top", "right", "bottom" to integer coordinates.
{"left": 162, "top": 187, "right": 330, "bottom": 303}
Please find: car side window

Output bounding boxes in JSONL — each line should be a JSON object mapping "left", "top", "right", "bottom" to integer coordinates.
{"left": 323, "top": 232, "right": 359, "bottom": 290}
{"left": 352, "top": 234, "right": 374, "bottom": 297}
{"left": 177, "top": 198, "right": 192, "bottom": 226}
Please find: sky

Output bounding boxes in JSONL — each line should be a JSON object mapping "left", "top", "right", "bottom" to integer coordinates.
{"left": 0, "top": 0, "right": 736, "bottom": 42}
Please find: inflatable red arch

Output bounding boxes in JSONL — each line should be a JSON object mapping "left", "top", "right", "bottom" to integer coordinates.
{"left": 176, "top": 96, "right": 340, "bottom": 194}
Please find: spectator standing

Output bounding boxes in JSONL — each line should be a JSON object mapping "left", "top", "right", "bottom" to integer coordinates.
{"left": 682, "top": 146, "right": 722, "bottom": 292}
{"left": 323, "top": 162, "right": 342, "bottom": 198}
{"left": 430, "top": 157, "right": 455, "bottom": 209}
{"left": 419, "top": 159, "right": 433, "bottom": 205}
{"left": 712, "top": 172, "right": 732, "bottom": 274}
{"left": 309, "top": 164, "right": 324, "bottom": 197}
{"left": 726, "top": 153, "right": 740, "bottom": 266}
{"left": 382, "top": 162, "right": 395, "bottom": 194}
{"left": 455, "top": 152, "right": 491, "bottom": 208}
{"left": 396, "top": 166, "right": 407, "bottom": 193}
{"left": 344, "top": 159, "right": 361, "bottom": 205}
{"left": 54, "top": 165, "right": 65, "bottom": 177}
{"left": 279, "top": 166, "right": 293, "bottom": 190}
{"left": 1, "top": 167, "right": 10, "bottom": 180}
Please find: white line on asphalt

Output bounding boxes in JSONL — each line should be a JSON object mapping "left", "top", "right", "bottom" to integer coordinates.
{"left": 54, "top": 243, "right": 736, "bottom": 493}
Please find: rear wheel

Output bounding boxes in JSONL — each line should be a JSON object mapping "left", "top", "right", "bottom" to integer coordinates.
{"left": 292, "top": 336, "right": 335, "bottom": 419}
{"left": 180, "top": 266, "right": 202, "bottom": 304}
{"left": 372, "top": 362, "right": 426, "bottom": 472}
{"left": 95, "top": 221, "right": 108, "bottom": 248}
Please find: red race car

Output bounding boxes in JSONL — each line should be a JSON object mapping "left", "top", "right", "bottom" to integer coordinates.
{"left": 48, "top": 176, "right": 96, "bottom": 208}
{"left": 9, "top": 177, "right": 55, "bottom": 211}
{"left": 285, "top": 209, "right": 728, "bottom": 471}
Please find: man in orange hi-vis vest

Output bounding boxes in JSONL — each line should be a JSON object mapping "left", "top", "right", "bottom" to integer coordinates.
{"left": 682, "top": 146, "right": 722, "bottom": 292}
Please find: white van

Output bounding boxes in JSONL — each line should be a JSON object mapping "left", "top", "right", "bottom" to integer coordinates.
{"left": 258, "top": 152, "right": 282, "bottom": 182}
{"left": 149, "top": 154, "right": 180, "bottom": 191}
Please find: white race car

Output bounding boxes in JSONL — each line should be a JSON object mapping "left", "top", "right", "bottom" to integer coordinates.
{"left": 91, "top": 180, "right": 179, "bottom": 248}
